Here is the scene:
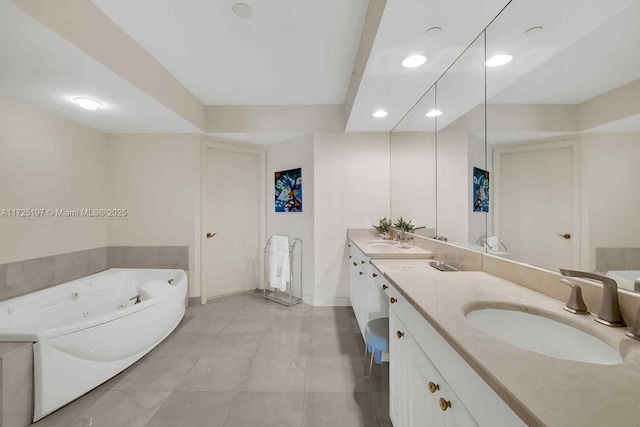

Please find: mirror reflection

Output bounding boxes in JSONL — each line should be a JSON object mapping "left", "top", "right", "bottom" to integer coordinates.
{"left": 486, "top": 0, "right": 640, "bottom": 290}
{"left": 435, "top": 35, "right": 488, "bottom": 251}
{"left": 390, "top": 87, "right": 437, "bottom": 238}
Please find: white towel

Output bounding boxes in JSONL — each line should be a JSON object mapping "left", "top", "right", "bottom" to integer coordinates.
{"left": 486, "top": 236, "right": 500, "bottom": 250}
{"left": 269, "top": 236, "right": 290, "bottom": 291}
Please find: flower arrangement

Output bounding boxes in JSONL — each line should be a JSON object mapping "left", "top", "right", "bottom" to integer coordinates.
{"left": 373, "top": 217, "right": 392, "bottom": 238}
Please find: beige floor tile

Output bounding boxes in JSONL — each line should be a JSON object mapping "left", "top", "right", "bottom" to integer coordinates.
{"left": 113, "top": 357, "right": 197, "bottom": 392}
{"left": 224, "top": 392, "right": 304, "bottom": 427}
{"left": 176, "top": 313, "right": 234, "bottom": 334}
{"left": 267, "top": 313, "right": 311, "bottom": 333}
{"left": 305, "top": 356, "right": 370, "bottom": 392}
{"left": 200, "top": 333, "right": 262, "bottom": 358}
{"left": 146, "top": 391, "right": 236, "bottom": 427}
{"left": 71, "top": 391, "right": 170, "bottom": 427}
{"left": 302, "top": 392, "right": 378, "bottom": 427}
{"left": 177, "top": 357, "right": 253, "bottom": 392}
{"left": 257, "top": 332, "right": 309, "bottom": 357}
{"left": 148, "top": 332, "right": 208, "bottom": 358}
{"left": 307, "top": 333, "right": 363, "bottom": 357}
{"left": 221, "top": 315, "right": 272, "bottom": 334}
{"left": 239, "top": 356, "right": 307, "bottom": 392}
{"left": 306, "top": 316, "right": 356, "bottom": 334}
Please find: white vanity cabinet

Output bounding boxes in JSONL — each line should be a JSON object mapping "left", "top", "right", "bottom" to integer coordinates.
{"left": 348, "top": 241, "right": 389, "bottom": 336}
{"left": 384, "top": 282, "right": 525, "bottom": 427}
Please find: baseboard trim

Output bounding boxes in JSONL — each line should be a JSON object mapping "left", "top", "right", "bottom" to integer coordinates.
{"left": 312, "top": 296, "right": 351, "bottom": 307}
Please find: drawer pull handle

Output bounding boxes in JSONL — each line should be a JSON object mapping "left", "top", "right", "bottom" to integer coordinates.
{"left": 361, "top": 260, "right": 365, "bottom": 264}
{"left": 353, "top": 262, "right": 357, "bottom": 267}
{"left": 428, "top": 382, "right": 440, "bottom": 393}
{"left": 439, "top": 398, "right": 452, "bottom": 412}
{"left": 382, "top": 284, "right": 388, "bottom": 290}
{"left": 359, "top": 272, "right": 364, "bottom": 276}
{"left": 372, "top": 273, "right": 378, "bottom": 278}
{"left": 390, "top": 297, "right": 397, "bottom": 304}
{"left": 396, "top": 330, "right": 404, "bottom": 339}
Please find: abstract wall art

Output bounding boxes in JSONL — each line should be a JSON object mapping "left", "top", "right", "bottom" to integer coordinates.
{"left": 275, "top": 168, "right": 302, "bottom": 212}
{"left": 472, "top": 167, "right": 490, "bottom": 212}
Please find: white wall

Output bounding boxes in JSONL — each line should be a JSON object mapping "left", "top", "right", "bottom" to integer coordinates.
{"left": 0, "top": 96, "right": 108, "bottom": 263}
{"left": 436, "top": 132, "right": 469, "bottom": 245}
{"left": 266, "top": 134, "right": 315, "bottom": 304}
{"left": 582, "top": 132, "right": 640, "bottom": 269}
{"left": 390, "top": 132, "right": 436, "bottom": 229}
{"left": 107, "top": 134, "right": 201, "bottom": 296}
{"left": 313, "top": 132, "right": 390, "bottom": 306}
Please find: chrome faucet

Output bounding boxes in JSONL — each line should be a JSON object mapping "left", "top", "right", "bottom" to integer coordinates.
{"left": 412, "top": 226, "right": 427, "bottom": 232}
{"left": 560, "top": 269, "right": 626, "bottom": 327}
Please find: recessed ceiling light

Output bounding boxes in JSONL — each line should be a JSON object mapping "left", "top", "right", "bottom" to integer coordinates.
{"left": 73, "top": 97, "right": 103, "bottom": 110}
{"left": 485, "top": 54, "right": 513, "bottom": 67}
{"left": 232, "top": 3, "right": 253, "bottom": 18}
{"left": 425, "top": 27, "right": 443, "bottom": 37}
{"left": 425, "top": 109, "right": 443, "bottom": 118}
{"left": 402, "top": 54, "right": 427, "bottom": 68}
{"left": 524, "top": 26, "right": 544, "bottom": 37}
{"left": 372, "top": 110, "right": 388, "bottom": 118}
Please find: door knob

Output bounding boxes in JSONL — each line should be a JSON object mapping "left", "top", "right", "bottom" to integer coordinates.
{"left": 382, "top": 284, "right": 388, "bottom": 290}
{"left": 428, "top": 381, "right": 440, "bottom": 393}
{"left": 396, "top": 330, "right": 404, "bottom": 339}
{"left": 206, "top": 232, "right": 217, "bottom": 239}
{"left": 557, "top": 233, "right": 571, "bottom": 239}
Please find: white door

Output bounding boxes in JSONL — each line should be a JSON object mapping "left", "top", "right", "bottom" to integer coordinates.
{"left": 203, "top": 147, "right": 261, "bottom": 299}
{"left": 495, "top": 143, "right": 577, "bottom": 272}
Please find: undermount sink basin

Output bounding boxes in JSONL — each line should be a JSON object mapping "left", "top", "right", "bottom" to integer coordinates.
{"left": 366, "top": 240, "right": 398, "bottom": 246}
{"left": 466, "top": 308, "right": 623, "bottom": 365}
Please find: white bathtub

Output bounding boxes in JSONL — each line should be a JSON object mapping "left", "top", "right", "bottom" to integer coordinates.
{"left": 0, "top": 268, "right": 187, "bottom": 421}
{"left": 607, "top": 270, "right": 640, "bottom": 292}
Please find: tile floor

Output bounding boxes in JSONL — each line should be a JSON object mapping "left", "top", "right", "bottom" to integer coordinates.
{"left": 32, "top": 291, "right": 391, "bottom": 427}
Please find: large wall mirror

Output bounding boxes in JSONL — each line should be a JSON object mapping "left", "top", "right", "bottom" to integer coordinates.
{"left": 486, "top": 0, "right": 640, "bottom": 291}
{"left": 435, "top": 35, "right": 487, "bottom": 250}
{"left": 390, "top": 86, "right": 437, "bottom": 238}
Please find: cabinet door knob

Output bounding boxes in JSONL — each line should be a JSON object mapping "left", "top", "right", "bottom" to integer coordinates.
{"left": 359, "top": 271, "right": 364, "bottom": 276}
{"left": 396, "top": 330, "right": 404, "bottom": 339}
{"left": 372, "top": 273, "right": 378, "bottom": 278}
{"left": 382, "top": 284, "right": 388, "bottom": 290}
{"left": 428, "top": 382, "right": 440, "bottom": 393}
{"left": 361, "top": 260, "right": 365, "bottom": 264}
{"left": 353, "top": 262, "right": 357, "bottom": 266}
{"left": 390, "top": 297, "right": 397, "bottom": 304}
{"left": 439, "top": 398, "right": 452, "bottom": 412}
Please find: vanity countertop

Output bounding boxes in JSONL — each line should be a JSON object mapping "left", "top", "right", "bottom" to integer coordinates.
{"left": 347, "top": 229, "right": 434, "bottom": 259}
{"left": 371, "top": 258, "right": 640, "bottom": 427}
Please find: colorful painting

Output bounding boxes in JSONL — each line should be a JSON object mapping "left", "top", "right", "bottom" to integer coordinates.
{"left": 275, "top": 168, "right": 302, "bottom": 212}
{"left": 473, "top": 167, "right": 490, "bottom": 212}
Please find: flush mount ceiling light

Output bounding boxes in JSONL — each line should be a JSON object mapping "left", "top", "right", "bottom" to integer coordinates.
{"left": 232, "top": 2, "right": 253, "bottom": 18}
{"left": 424, "top": 27, "right": 443, "bottom": 37}
{"left": 402, "top": 54, "right": 427, "bottom": 68}
{"left": 485, "top": 54, "right": 513, "bottom": 67}
{"left": 524, "top": 26, "right": 544, "bottom": 37}
{"left": 372, "top": 109, "right": 388, "bottom": 118}
{"left": 425, "top": 109, "right": 443, "bottom": 118}
{"left": 72, "top": 97, "right": 103, "bottom": 110}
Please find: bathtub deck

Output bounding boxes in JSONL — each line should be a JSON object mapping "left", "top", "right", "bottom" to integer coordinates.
{"left": 31, "top": 290, "right": 391, "bottom": 427}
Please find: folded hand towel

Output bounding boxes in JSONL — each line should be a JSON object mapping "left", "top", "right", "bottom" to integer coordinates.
{"left": 269, "top": 236, "right": 290, "bottom": 291}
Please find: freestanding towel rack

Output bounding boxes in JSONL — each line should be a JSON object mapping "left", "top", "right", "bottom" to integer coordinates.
{"left": 264, "top": 236, "right": 303, "bottom": 307}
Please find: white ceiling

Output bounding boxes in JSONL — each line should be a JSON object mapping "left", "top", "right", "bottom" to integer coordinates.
{"left": 346, "top": 0, "right": 511, "bottom": 132}
{"left": 488, "top": 0, "right": 640, "bottom": 104}
{"left": 92, "top": 0, "right": 369, "bottom": 106}
{"left": 392, "top": 0, "right": 640, "bottom": 133}
{"left": 0, "top": 0, "right": 199, "bottom": 134}
{"left": 208, "top": 132, "right": 308, "bottom": 146}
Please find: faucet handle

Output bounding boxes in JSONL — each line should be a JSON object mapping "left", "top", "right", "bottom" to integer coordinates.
{"left": 626, "top": 308, "right": 640, "bottom": 341}
{"left": 560, "top": 278, "right": 589, "bottom": 314}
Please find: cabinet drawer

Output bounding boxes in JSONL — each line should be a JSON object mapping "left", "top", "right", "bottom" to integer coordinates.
{"left": 404, "top": 302, "right": 524, "bottom": 427}
{"left": 384, "top": 281, "right": 407, "bottom": 322}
